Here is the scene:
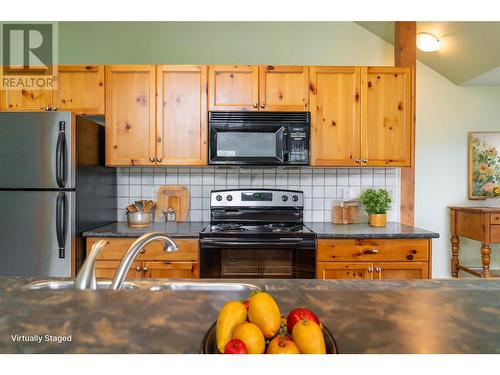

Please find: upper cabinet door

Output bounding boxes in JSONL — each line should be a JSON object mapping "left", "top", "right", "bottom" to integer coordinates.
{"left": 310, "top": 67, "right": 361, "bottom": 166}
{"left": 259, "top": 65, "right": 309, "bottom": 111}
{"left": 54, "top": 65, "right": 105, "bottom": 114}
{"left": 0, "top": 66, "right": 52, "bottom": 111}
{"left": 105, "top": 65, "right": 156, "bottom": 166}
{"left": 361, "top": 67, "right": 412, "bottom": 167}
{"left": 156, "top": 65, "right": 208, "bottom": 166}
{"left": 209, "top": 65, "right": 259, "bottom": 111}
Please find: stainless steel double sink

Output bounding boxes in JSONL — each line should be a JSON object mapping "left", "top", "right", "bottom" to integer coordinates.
{"left": 23, "top": 280, "right": 262, "bottom": 294}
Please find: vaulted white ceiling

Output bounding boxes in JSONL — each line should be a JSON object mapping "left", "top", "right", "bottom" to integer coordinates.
{"left": 356, "top": 21, "right": 500, "bottom": 86}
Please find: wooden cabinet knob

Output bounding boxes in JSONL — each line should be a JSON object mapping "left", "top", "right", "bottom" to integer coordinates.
{"left": 260, "top": 103, "right": 265, "bottom": 109}
{"left": 149, "top": 157, "right": 155, "bottom": 163}
{"left": 253, "top": 103, "right": 258, "bottom": 108}
{"left": 143, "top": 266, "right": 149, "bottom": 272}
{"left": 135, "top": 265, "right": 142, "bottom": 272}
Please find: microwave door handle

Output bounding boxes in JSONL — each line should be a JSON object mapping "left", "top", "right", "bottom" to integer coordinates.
{"left": 278, "top": 126, "right": 287, "bottom": 162}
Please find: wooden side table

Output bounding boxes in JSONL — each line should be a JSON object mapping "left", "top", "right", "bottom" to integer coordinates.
{"left": 449, "top": 206, "right": 500, "bottom": 278}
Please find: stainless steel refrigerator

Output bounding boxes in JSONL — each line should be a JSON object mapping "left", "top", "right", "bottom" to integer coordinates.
{"left": 0, "top": 112, "right": 116, "bottom": 277}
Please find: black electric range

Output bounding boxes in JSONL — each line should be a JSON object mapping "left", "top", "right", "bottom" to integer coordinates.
{"left": 199, "top": 189, "right": 316, "bottom": 279}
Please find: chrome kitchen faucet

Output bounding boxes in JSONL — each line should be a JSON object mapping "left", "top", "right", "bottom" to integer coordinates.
{"left": 110, "top": 232, "right": 178, "bottom": 290}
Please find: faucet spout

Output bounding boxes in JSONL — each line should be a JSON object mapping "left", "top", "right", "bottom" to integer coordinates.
{"left": 110, "top": 232, "right": 178, "bottom": 290}
{"left": 74, "top": 239, "right": 108, "bottom": 290}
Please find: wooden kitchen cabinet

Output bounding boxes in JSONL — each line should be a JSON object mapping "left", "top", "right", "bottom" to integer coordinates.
{"left": 317, "top": 262, "right": 372, "bottom": 280}
{"left": 87, "top": 237, "right": 200, "bottom": 279}
{"left": 309, "top": 66, "right": 412, "bottom": 167}
{"left": 259, "top": 65, "right": 309, "bottom": 111}
{"left": 54, "top": 65, "right": 105, "bottom": 114}
{"left": 209, "top": 65, "right": 309, "bottom": 111}
{"left": 361, "top": 67, "right": 412, "bottom": 166}
{"left": 209, "top": 65, "right": 258, "bottom": 111}
{"left": 156, "top": 65, "right": 208, "bottom": 165}
{"left": 373, "top": 262, "right": 428, "bottom": 280}
{"left": 95, "top": 260, "right": 142, "bottom": 279}
{"left": 0, "top": 66, "right": 53, "bottom": 111}
{"left": 143, "top": 261, "right": 199, "bottom": 279}
{"left": 105, "top": 65, "right": 157, "bottom": 166}
{"left": 310, "top": 67, "right": 361, "bottom": 166}
{"left": 106, "top": 65, "right": 208, "bottom": 167}
{"left": 316, "top": 238, "right": 431, "bottom": 280}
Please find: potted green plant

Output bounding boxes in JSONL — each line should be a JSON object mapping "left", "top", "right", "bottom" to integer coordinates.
{"left": 359, "top": 188, "right": 392, "bottom": 227}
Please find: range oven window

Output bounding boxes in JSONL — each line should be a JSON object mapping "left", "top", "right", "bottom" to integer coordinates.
{"left": 200, "top": 241, "right": 316, "bottom": 279}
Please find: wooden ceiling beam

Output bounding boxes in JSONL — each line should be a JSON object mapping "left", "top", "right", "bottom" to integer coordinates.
{"left": 395, "top": 21, "right": 416, "bottom": 226}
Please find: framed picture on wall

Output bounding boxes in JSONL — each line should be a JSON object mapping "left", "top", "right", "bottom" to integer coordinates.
{"left": 468, "top": 131, "right": 500, "bottom": 200}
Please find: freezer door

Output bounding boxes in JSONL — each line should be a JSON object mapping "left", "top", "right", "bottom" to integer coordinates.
{"left": 0, "top": 112, "right": 75, "bottom": 189}
{"left": 0, "top": 191, "right": 74, "bottom": 277}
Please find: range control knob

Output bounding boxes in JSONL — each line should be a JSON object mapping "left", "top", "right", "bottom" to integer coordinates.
{"left": 227, "top": 195, "right": 233, "bottom": 201}
{"left": 215, "top": 195, "right": 222, "bottom": 201}
{"left": 292, "top": 195, "right": 299, "bottom": 202}
{"left": 282, "top": 195, "right": 288, "bottom": 202}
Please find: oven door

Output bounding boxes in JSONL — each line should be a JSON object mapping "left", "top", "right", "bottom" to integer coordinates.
{"left": 200, "top": 238, "right": 316, "bottom": 279}
{"left": 209, "top": 123, "right": 286, "bottom": 165}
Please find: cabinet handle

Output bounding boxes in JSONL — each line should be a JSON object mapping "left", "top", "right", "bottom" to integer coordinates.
{"left": 139, "top": 249, "right": 145, "bottom": 254}
{"left": 253, "top": 103, "right": 258, "bottom": 108}
{"left": 143, "top": 266, "right": 149, "bottom": 272}
{"left": 149, "top": 157, "right": 155, "bottom": 163}
{"left": 135, "top": 265, "right": 142, "bottom": 272}
{"left": 367, "top": 267, "right": 373, "bottom": 273}
{"left": 362, "top": 159, "right": 368, "bottom": 163}
{"left": 355, "top": 159, "right": 361, "bottom": 163}
{"left": 260, "top": 103, "right": 265, "bottom": 109}
{"left": 156, "top": 157, "right": 162, "bottom": 163}
{"left": 363, "top": 249, "right": 378, "bottom": 255}
{"left": 375, "top": 267, "right": 381, "bottom": 273}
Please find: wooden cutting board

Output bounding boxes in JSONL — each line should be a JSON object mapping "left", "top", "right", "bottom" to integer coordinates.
{"left": 155, "top": 186, "right": 190, "bottom": 222}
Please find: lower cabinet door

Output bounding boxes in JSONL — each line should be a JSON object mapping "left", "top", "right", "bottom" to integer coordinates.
{"left": 316, "top": 262, "right": 373, "bottom": 280}
{"left": 373, "top": 262, "right": 429, "bottom": 280}
{"left": 94, "top": 260, "right": 142, "bottom": 279}
{"left": 143, "top": 261, "right": 199, "bottom": 279}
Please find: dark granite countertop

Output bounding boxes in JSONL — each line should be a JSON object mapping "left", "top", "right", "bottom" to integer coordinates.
{"left": 82, "top": 222, "right": 208, "bottom": 238}
{"left": 306, "top": 222, "right": 439, "bottom": 239}
{"left": 83, "top": 221, "right": 438, "bottom": 240}
{"left": 0, "top": 278, "right": 498, "bottom": 354}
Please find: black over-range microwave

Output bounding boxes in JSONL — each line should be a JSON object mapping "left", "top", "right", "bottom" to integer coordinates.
{"left": 208, "top": 111, "right": 310, "bottom": 165}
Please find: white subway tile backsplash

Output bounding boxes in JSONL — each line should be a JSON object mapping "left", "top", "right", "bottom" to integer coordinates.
{"left": 115, "top": 167, "right": 401, "bottom": 223}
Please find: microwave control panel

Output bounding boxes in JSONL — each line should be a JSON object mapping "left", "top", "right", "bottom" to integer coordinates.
{"left": 287, "top": 126, "right": 309, "bottom": 163}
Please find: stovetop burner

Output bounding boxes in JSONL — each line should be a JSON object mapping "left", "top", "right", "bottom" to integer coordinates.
{"left": 210, "top": 223, "right": 249, "bottom": 232}
{"left": 264, "top": 223, "right": 303, "bottom": 233}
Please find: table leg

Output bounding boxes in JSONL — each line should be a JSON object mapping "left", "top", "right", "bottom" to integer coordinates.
{"left": 481, "top": 244, "right": 491, "bottom": 278}
{"left": 451, "top": 235, "right": 460, "bottom": 278}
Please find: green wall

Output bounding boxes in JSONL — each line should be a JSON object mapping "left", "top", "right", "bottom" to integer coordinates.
{"left": 58, "top": 21, "right": 394, "bottom": 65}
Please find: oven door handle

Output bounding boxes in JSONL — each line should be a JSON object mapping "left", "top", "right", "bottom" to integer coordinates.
{"left": 200, "top": 239, "right": 314, "bottom": 248}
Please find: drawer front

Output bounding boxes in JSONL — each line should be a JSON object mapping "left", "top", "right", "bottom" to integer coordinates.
{"left": 317, "top": 239, "right": 429, "bottom": 262}
{"left": 89, "top": 237, "right": 199, "bottom": 262}
{"left": 491, "top": 214, "right": 500, "bottom": 225}
{"left": 491, "top": 225, "right": 500, "bottom": 242}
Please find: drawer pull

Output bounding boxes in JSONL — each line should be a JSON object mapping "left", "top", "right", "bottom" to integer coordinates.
{"left": 411, "top": 249, "right": 417, "bottom": 254}
{"left": 143, "top": 266, "right": 149, "bottom": 272}
{"left": 363, "top": 249, "right": 378, "bottom": 255}
{"left": 135, "top": 265, "right": 142, "bottom": 272}
{"left": 139, "top": 249, "right": 146, "bottom": 254}
{"left": 375, "top": 267, "right": 381, "bottom": 273}
{"left": 367, "top": 267, "right": 373, "bottom": 273}
{"left": 406, "top": 254, "right": 414, "bottom": 260}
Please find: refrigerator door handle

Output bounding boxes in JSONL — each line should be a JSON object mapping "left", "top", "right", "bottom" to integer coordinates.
{"left": 55, "top": 121, "right": 67, "bottom": 188}
{"left": 56, "top": 191, "right": 68, "bottom": 259}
